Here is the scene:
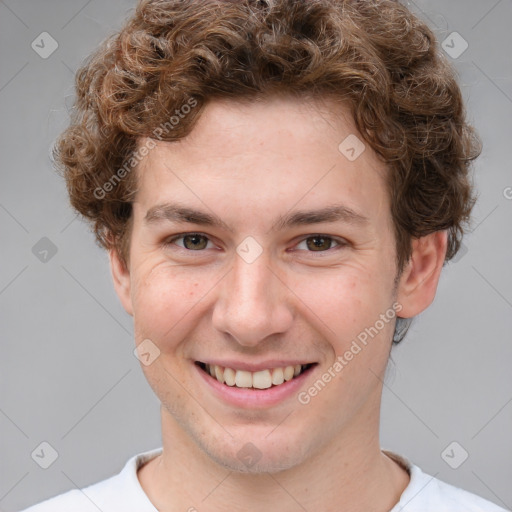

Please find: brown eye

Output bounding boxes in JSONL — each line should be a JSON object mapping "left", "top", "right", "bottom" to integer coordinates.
{"left": 176, "top": 234, "right": 210, "bottom": 250}
{"left": 305, "top": 236, "right": 335, "bottom": 251}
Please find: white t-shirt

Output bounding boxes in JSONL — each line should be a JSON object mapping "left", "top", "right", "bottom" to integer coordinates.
{"left": 20, "top": 448, "right": 508, "bottom": 511}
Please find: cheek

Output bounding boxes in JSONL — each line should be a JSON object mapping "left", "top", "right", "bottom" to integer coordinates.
{"left": 299, "top": 269, "right": 396, "bottom": 409}
{"left": 130, "top": 262, "right": 214, "bottom": 346}
{"left": 293, "top": 265, "right": 392, "bottom": 336}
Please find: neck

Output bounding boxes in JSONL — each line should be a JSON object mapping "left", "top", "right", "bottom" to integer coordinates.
{"left": 138, "top": 402, "right": 409, "bottom": 512}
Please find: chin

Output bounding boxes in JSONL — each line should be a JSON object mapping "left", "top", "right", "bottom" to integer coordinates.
{"left": 197, "top": 430, "right": 312, "bottom": 475}
{"left": 210, "top": 446, "right": 306, "bottom": 474}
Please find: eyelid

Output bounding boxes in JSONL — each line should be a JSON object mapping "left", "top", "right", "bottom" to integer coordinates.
{"left": 165, "top": 232, "right": 215, "bottom": 250}
{"left": 164, "top": 232, "right": 348, "bottom": 253}
{"left": 293, "top": 234, "right": 347, "bottom": 253}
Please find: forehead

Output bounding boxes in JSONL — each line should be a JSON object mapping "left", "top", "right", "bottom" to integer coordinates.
{"left": 134, "top": 95, "right": 391, "bottom": 228}
{"left": 161, "top": 94, "right": 375, "bottom": 164}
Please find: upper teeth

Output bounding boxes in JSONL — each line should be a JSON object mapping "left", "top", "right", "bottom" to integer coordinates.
{"left": 206, "top": 364, "right": 305, "bottom": 389}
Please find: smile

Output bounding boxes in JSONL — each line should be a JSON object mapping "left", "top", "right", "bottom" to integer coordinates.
{"left": 195, "top": 362, "right": 316, "bottom": 390}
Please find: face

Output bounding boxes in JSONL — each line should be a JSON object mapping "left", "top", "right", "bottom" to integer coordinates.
{"left": 111, "top": 95, "right": 443, "bottom": 473}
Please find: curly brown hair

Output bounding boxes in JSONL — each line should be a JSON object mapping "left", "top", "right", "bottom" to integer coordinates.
{"left": 55, "top": 0, "right": 480, "bottom": 289}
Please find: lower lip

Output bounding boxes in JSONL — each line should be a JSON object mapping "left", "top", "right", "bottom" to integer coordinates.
{"left": 195, "top": 363, "right": 315, "bottom": 409}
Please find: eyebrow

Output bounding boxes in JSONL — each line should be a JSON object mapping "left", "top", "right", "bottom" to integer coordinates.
{"left": 144, "top": 204, "right": 233, "bottom": 232}
{"left": 143, "top": 203, "right": 369, "bottom": 232}
{"left": 271, "top": 204, "right": 369, "bottom": 232}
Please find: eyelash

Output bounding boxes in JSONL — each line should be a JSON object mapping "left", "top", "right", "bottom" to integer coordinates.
{"left": 165, "top": 232, "right": 347, "bottom": 254}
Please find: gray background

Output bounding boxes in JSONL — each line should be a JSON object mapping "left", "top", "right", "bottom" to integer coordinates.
{"left": 1, "top": 0, "right": 511, "bottom": 510}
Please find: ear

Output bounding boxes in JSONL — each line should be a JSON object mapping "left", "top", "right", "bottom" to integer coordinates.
{"left": 109, "top": 248, "right": 134, "bottom": 316}
{"left": 396, "top": 230, "right": 448, "bottom": 318}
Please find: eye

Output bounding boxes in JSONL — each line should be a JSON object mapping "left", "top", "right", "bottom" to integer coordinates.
{"left": 295, "top": 235, "right": 345, "bottom": 252}
{"left": 168, "top": 233, "right": 213, "bottom": 251}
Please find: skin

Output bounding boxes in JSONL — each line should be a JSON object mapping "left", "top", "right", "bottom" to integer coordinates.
{"left": 110, "top": 94, "right": 447, "bottom": 512}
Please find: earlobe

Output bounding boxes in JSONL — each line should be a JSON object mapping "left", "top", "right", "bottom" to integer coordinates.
{"left": 109, "top": 248, "right": 134, "bottom": 316}
{"left": 396, "top": 230, "right": 448, "bottom": 318}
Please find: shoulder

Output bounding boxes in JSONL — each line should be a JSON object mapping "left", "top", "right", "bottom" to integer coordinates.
{"left": 385, "top": 451, "right": 508, "bottom": 512}
{"left": 414, "top": 472, "right": 508, "bottom": 511}
{"left": 19, "top": 488, "right": 96, "bottom": 512}
{"left": 19, "top": 448, "right": 162, "bottom": 512}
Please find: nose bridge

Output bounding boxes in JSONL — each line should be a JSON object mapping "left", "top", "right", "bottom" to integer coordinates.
{"left": 234, "top": 255, "right": 273, "bottom": 310}
{"left": 212, "top": 252, "right": 292, "bottom": 345}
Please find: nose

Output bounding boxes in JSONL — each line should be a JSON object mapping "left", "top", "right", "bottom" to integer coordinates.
{"left": 211, "top": 252, "right": 293, "bottom": 347}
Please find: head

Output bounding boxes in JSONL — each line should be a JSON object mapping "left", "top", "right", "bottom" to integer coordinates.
{"left": 55, "top": 0, "right": 480, "bottom": 473}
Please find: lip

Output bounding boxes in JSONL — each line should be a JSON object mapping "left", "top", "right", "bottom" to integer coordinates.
{"left": 197, "top": 359, "right": 315, "bottom": 372}
{"left": 194, "top": 361, "right": 317, "bottom": 409}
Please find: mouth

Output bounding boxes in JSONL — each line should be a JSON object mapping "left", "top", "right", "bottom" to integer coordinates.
{"left": 195, "top": 361, "right": 316, "bottom": 390}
